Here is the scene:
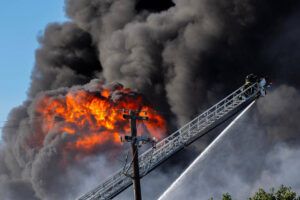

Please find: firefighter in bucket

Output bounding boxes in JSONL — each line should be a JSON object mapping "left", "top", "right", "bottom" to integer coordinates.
{"left": 239, "top": 74, "right": 271, "bottom": 100}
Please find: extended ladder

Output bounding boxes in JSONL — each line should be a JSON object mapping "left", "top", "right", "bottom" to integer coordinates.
{"left": 78, "top": 80, "right": 267, "bottom": 200}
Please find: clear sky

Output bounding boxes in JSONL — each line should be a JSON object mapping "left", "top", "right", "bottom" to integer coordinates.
{"left": 0, "top": 1, "right": 68, "bottom": 135}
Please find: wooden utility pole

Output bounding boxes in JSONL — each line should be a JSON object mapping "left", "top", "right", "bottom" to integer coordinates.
{"left": 123, "top": 110, "right": 148, "bottom": 200}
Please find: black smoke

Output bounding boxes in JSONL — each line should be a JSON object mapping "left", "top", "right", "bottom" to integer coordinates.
{"left": 135, "top": 0, "right": 175, "bottom": 13}
{"left": 29, "top": 22, "right": 102, "bottom": 98}
{"left": 1, "top": 0, "right": 300, "bottom": 199}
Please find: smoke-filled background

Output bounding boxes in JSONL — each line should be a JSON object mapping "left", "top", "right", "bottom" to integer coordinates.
{"left": 1, "top": 0, "right": 300, "bottom": 199}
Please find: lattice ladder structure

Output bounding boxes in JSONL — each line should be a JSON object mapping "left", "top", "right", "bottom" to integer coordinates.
{"left": 78, "top": 80, "right": 268, "bottom": 200}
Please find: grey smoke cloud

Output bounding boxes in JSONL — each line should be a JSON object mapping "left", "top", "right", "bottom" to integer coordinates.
{"left": 1, "top": 0, "right": 300, "bottom": 199}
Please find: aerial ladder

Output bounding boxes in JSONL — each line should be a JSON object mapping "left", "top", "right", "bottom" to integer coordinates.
{"left": 77, "top": 74, "right": 270, "bottom": 200}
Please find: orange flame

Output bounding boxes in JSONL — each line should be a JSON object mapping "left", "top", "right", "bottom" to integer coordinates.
{"left": 30, "top": 85, "right": 166, "bottom": 159}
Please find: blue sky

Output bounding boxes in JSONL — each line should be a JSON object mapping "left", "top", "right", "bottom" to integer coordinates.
{"left": 0, "top": 1, "right": 68, "bottom": 134}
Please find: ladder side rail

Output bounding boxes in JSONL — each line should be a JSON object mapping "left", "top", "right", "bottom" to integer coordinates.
{"left": 153, "top": 84, "right": 247, "bottom": 147}
{"left": 171, "top": 86, "right": 246, "bottom": 141}
{"left": 167, "top": 83, "right": 247, "bottom": 139}
{"left": 81, "top": 169, "right": 127, "bottom": 200}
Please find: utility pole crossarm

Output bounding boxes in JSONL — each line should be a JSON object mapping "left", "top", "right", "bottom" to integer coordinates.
{"left": 77, "top": 77, "right": 270, "bottom": 200}
{"left": 123, "top": 114, "right": 148, "bottom": 121}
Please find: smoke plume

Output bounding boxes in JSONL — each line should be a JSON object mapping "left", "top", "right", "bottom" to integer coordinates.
{"left": 1, "top": 0, "right": 300, "bottom": 199}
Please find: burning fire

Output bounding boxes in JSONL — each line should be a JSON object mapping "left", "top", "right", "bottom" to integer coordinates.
{"left": 29, "top": 83, "right": 166, "bottom": 158}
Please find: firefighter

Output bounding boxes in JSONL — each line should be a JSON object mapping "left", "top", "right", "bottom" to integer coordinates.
{"left": 243, "top": 74, "right": 258, "bottom": 97}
